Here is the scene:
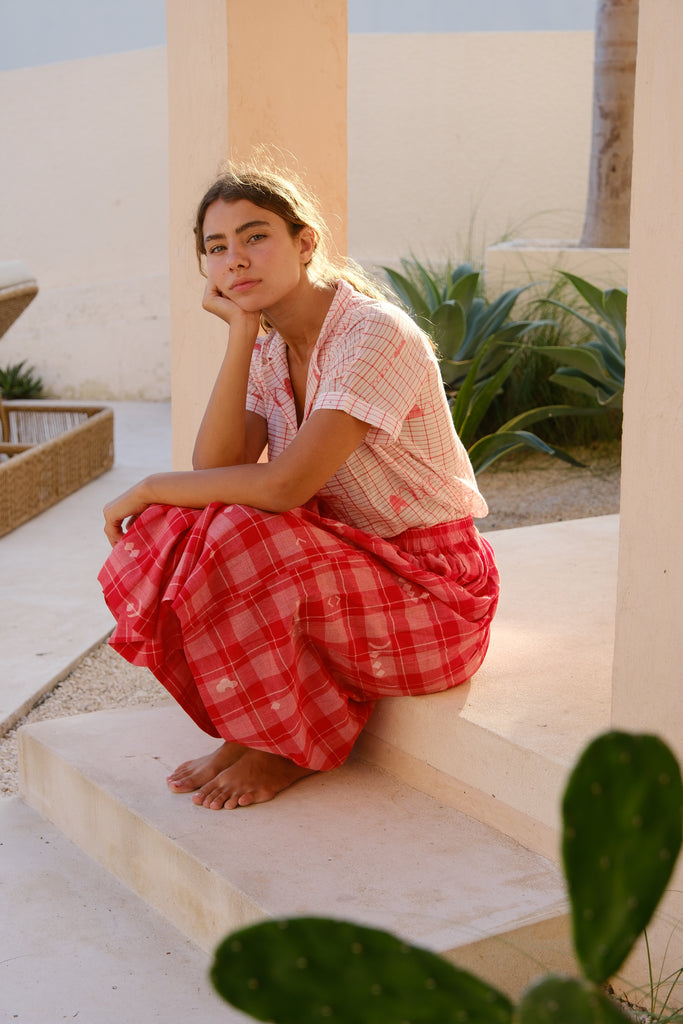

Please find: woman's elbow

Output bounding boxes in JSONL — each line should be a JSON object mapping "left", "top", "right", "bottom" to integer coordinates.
{"left": 264, "top": 474, "right": 315, "bottom": 515}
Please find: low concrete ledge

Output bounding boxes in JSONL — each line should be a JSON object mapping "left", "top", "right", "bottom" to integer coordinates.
{"left": 359, "top": 516, "right": 619, "bottom": 861}
{"left": 18, "top": 704, "right": 567, "bottom": 975}
{"left": 484, "top": 240, "right": 628, "bottom": 299}
{"left": 15, "top": 514, "right": 618, "bottom": 992}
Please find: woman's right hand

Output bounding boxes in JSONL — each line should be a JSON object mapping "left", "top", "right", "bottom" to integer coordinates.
{"left": 202, "top": 278, "right": 261, "bottom": 337}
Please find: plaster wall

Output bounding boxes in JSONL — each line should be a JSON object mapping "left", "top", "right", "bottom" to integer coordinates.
{"left": 166, "top": 0, "right": 348, "bottom": 468}
{"left": 0, "top": 31, "right": 593, "bottom": 400}
{"left": 611, "top": 0, "right": 683, "bottom": 753}
{"left": 349, "top": 31, "right": 594, "bottom": 272}
{"left": 0, "top": 47, "right": 170, "bottom": 399}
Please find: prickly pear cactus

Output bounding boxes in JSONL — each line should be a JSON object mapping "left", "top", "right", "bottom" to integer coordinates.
{"left": 515, "top": 975, "right": 632, "bottom": 1023}
{"left": 562, "top": 731, "right": 683, "bottom": 985}
{"left": 211, "top": 916, "right": 514, "bottom": 1024}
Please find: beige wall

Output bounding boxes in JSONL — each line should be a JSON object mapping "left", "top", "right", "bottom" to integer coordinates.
{"left": 349, "top": 31, "right": 594, "bottom": 271}
{"left": 611, "top": 0, "right": 683, "bottom": 752}
{"left": 166, "top": 0, "right": 348, "bottom": 468}
{"left": 0, "top": 47, "right": 170, "bottom": 399}
{"left": 0, "top": 31, "right": 594, "bottom": 400}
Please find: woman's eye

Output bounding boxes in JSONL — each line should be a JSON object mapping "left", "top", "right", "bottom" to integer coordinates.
{"left": 208, "top": 244, "right": 226, "bottom": 254}
{"left": 248, "top": 233, "right": 266, "bottom": 243}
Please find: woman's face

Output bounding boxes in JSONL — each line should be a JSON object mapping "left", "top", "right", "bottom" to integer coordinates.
{"left": 202, "top": 198, "right": 315, "bottom": 313}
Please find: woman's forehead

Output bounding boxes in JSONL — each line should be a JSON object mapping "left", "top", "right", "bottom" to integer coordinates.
{"left": 204, "top": 197, "right": 276, "bottom": 229}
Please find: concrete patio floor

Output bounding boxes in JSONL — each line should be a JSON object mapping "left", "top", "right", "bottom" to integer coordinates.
{"left": 0, "top": 403, "right": 245, "bottom": 1022}
{"left": 0, "top": 401, "right": 172, "bottom": 735}
{"left": 1, "top": 401, "right": 622, "bottom": 1019}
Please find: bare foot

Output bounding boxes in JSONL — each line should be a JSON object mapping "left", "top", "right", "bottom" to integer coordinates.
{"left": 191, "top": 749, "right": 316, "bottom": 810}
{"left": 167, "top": 741, "right": 246, "bottom": 793}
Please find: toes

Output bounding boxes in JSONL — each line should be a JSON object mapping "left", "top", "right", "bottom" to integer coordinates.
{"left": 167, "top": 767, "right": 199, "bottom": 792}
{"left": 191, "top": 777, "right": 249, "bottom": 810}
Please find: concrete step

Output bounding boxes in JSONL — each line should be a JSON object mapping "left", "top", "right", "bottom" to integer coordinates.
{"left": 17, "top": 704, "right": 574, "bottom": 1000}
{"left": 0, "top": 796, "right": 244, "bottom": 1023}
{"left": 12, "top": 512, "right": 618, "bottom": 1006}
{"left": 360, "top": 514, "right": 619, "bottom": 860}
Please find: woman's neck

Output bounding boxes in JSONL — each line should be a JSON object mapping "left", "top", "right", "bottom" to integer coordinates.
{"left": 265, "top": 278, "right": 336, "bottom": 359}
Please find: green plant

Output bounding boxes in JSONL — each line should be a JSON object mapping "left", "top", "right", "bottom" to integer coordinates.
{"left": 210, "top": 731, "right": 683, "bottom": 1023}
{"left": 383, "top": 259, "right": 596, "bottom": 472}
{"left": 448, "top": 334, "right": 597, "bottom": 473}
{"left": 383, "top": 258, "right": 547, "bottom": 397}
{"left": 640, "top": 930, "right": 683, "bottom": 1021}
{"left": 532, "top": 273, "right": 627, "bottom": 411}
{"left": 0, "top": 359, "right": 43, "bottom": 399}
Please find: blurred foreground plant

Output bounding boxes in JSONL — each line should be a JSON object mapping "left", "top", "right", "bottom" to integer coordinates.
{"left": 211, "top": 731, "right": 683, "bottom": 1023}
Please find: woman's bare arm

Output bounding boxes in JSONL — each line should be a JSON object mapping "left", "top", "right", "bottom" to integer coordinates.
{"left": 103, "top": 409, "right": 370, "bottom": 546}
{"left": 192, "top": 279, "right": 265, "bottom": 469}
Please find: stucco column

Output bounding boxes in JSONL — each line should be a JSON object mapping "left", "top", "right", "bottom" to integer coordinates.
{"left": 166, "top": 0, "right": 348, "bottom": 468}
{"left": 611, "top": 0, "right": 683, "bottom": 751}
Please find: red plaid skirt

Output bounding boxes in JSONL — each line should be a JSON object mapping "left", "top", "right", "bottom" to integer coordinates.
{"left": 98, "top": 503, "right": 499, "bottom": 771}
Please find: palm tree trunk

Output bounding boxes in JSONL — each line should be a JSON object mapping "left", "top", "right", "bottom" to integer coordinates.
{"left": 580, "top": 0, "right": 639, "bottom": 248}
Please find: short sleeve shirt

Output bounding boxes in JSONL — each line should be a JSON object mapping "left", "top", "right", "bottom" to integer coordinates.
{"left": 246, "top": 280, "right": 488, "bottom": 537}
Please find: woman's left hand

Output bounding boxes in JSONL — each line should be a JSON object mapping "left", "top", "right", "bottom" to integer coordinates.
{"left": 103, "top": 481, "right": 151, "bottom": 547}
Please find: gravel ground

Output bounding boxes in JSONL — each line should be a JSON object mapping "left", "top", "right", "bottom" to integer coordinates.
{"left": 0, "top": 441, "right": 621, "bottom": 797}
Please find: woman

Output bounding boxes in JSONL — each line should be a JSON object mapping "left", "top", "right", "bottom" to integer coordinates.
{"left": 99, "top": 163, "right": 499, "bottom": 811}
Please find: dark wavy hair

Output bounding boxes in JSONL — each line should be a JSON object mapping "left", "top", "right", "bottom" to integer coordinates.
{"left": 193, "top": 159, "right": 385, "bottom": 307}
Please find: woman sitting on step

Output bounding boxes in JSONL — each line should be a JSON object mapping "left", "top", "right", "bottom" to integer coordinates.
{"left": 98, "top": 162, "right": 499, "bottom": 810}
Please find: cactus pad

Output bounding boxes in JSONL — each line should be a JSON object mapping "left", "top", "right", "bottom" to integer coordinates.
{"left": 516, "top": 975, "right": 632, "bottom": 1023}
{"left": 211, "top": 916, "right": 513, "bottom": 1023}
{"left": 562, "top": 731, "right": 683, "bottom": 984}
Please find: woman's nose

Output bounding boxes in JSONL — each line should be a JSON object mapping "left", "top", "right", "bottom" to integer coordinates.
{"left": 226, "top": 242, "right": 248, "bottom": 270}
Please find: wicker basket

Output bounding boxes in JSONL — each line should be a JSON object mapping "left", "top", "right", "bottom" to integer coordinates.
{"left": 0, "top": 403, "right": 114, "bottom": 538}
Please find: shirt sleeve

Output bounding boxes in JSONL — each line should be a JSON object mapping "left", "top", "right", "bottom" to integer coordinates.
{"left": 312, "top": 307, "right": 434, "bottom": 441}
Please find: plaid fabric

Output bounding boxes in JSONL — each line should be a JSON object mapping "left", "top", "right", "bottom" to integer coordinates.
{"left": 246, "top": 280, "right": 488, "bottom": 536}
{"left": 99, "top": 502, "right": 499, "bottom": 771}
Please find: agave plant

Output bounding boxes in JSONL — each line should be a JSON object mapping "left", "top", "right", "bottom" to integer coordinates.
{"left": 0, "top": 359, "right": 43, "bottom": 399}
{"left": 382, "top": 258, "right": 553, "bottom": 397}
{"left": 448, "top": 334, "right": 593, "bottom": 473}
{"left": 382, "top": 259, "right": 594, "bottom": 473}
{"left": 533, "top": 272, "right": 627, "bottom": 410}
{"left": 211, "top": 731, "right": 683, "bottom": 1023}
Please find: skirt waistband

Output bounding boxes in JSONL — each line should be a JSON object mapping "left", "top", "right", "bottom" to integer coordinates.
{"left": 388, "top": 516, "right": 477, "bottom": 554}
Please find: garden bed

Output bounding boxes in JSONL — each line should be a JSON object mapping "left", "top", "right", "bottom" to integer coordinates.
{"left": 0, "top": 402, "right": 114, "bottom": 537}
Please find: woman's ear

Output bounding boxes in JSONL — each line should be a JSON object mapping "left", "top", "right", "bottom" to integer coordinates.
{"left": 298, "top": 225, "right": 317, "bottom": 264}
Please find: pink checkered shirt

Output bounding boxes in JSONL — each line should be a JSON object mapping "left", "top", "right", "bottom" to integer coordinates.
{"left": 246, "top": 280, "right": 488, "bottom": 537}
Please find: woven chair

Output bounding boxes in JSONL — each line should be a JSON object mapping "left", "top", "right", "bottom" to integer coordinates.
{"left": 0, "top": 260, "right": 114, "bottom": 536}
{"left": 0, "top": 261, "right": 39, "bottom": 444}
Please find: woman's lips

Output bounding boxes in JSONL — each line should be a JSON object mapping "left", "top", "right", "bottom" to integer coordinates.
{"left": 230, "top": 279, "right": 259, "bottom": 294}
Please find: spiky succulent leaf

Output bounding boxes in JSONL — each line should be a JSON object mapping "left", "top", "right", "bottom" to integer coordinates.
{"left": 413, "top": 259, "right": 442, "bottom": 312}
{"left": 562, "top": 732, "right": 683, "bottom": 986}
{"left": 431, "top": 301, "right": 467, "bottom": 360}
{"left": 456, "top": 349, "right": 521, "bottom": 447}
{"left": 211, "top": 917, "right": 514, "bottom": 1024}
{"left": 0, "top": 360, "right": 43, "bottom": 399}
{"left": 468, "top": 430, "right": 583, "bottom": 475}
{"left": 382, "top": 267, "right": 431, "bottom": 321}
{"left": 445, "top": 269, "right": 479, "bottom": 310}
{"left": 499, "top": 404, "right": 600, "bottom": 433}
{"left": 560, "top": 273, "right": 612, "bottom": 321}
